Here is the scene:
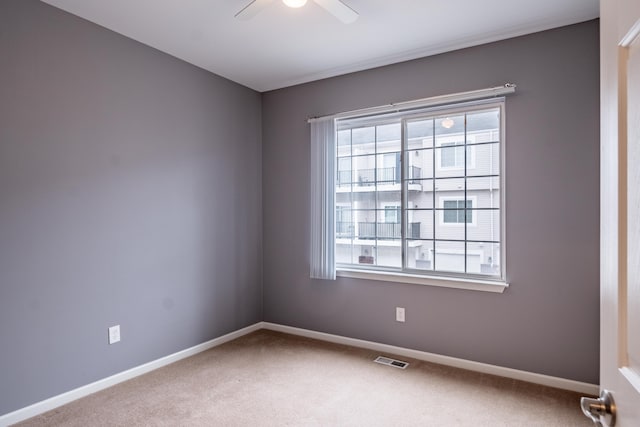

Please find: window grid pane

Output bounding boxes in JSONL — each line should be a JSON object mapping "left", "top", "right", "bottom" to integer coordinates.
{"left": 336, "top": 103, "right": 502, "bottom": 279}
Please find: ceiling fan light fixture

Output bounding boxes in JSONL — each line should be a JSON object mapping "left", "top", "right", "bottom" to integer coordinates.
{"left": 282, "top": 0, "right": 307, "bottom": 8}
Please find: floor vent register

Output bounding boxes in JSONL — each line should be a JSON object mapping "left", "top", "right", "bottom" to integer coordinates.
{"left": 374, "top": 356, "right": 409, "bottom": 369}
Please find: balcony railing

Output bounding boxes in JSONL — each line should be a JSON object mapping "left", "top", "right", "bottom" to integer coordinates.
{"left": 337, "top": 166, "right": 421, "bottom": 187}
{"left": 336, "top": 221, "right": 421, "bottom": 240}
{"left": 409, "top": 165, "right": 421, "bottom": 183}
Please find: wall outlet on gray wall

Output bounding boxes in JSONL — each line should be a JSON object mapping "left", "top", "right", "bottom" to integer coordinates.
{"left": 396, "top": 307, "right": 405, "bottom": 322}
{"left": 108, "top": 325, "right": 121, "bottom": 344}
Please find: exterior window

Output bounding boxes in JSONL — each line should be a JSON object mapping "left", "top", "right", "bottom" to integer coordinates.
{"left": 335, "top": 100, "right": 504, "bottom": 280}
{"left": 440, "top": 142, "right": 470, "bottom": 168}
{"left": 385, "top": 206, "right": 400, "bottom": 223}
{"left": 443, "top": 200, "right": 472, "bottom": 224}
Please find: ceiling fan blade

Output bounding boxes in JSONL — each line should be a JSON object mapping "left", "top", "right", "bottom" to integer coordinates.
{"left": 313, "top": 0, "right": 358, "bottom": 24}
{"left": 235, "top": 0, "right": 275, "bottom": 20}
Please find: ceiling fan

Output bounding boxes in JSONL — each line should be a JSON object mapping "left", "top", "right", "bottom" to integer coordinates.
{"left": 235, "top": 0, "right": 359, "bottom": 24}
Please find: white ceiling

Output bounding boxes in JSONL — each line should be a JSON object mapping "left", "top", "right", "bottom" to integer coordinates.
{"left": 41, "top": 0, "right": 599, "bottom": 92}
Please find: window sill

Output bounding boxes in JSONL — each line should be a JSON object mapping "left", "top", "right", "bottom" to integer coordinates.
{"left": 336, "top": 269, "right": 509, "bottom": 293}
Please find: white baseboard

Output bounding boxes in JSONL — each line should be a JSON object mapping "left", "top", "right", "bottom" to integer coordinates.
{"left": 1, "top": 321, "right": 599, "bottom": 426}
{"left": 262, "top": 322, "right": 600, "bottom": 396}
{"left": 0, "top": 323, "right": 262, "bottom": 427}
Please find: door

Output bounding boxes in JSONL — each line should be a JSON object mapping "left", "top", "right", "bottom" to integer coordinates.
{"left": 598, "top": 0, "right": 640, "bottom": 425}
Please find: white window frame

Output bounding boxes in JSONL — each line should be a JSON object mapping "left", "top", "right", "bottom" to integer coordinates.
{"left": 311, "top": 86, "right": 516, "bottom": 290}
{"left": 333, "top": 98, "right": 507, "bottom": 292}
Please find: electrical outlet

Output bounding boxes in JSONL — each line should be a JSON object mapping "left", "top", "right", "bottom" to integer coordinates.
{"left": 108, "top": 325, "right": 121, "bottom": 344}
{"left": 396, "top": 307, "right": 405, "bottom": 322}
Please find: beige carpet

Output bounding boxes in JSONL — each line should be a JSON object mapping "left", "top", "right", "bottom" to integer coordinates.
{"left": 16, "top": 330, "right": 593, "bottom": 426}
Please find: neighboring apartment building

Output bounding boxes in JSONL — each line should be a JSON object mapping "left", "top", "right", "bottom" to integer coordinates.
{"left": 335, "top": 105, "right": 501, "bottom": 276}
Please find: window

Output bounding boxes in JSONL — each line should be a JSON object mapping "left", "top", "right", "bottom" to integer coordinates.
{"left": 384, "top": 206, "right": 400, "bottom": 223}
{"left": 443, "top": 199, "right": 472, "bottom": 224}
{"left": 440, "top": 142, "right": 471, "bottom": 169}
{"left": 335, "top": 100, "right": 504, "bottom": 281}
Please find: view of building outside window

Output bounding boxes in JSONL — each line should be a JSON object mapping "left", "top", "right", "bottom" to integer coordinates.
{"left": 335, "top": 103, "right": 502, "bottom": 278}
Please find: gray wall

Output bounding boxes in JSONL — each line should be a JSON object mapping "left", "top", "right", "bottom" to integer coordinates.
{"left": 262, "top": 20, "right": 600, "bottom": 383}
{"left": 0, "top": 0, "right": 262, "bottom": 415}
